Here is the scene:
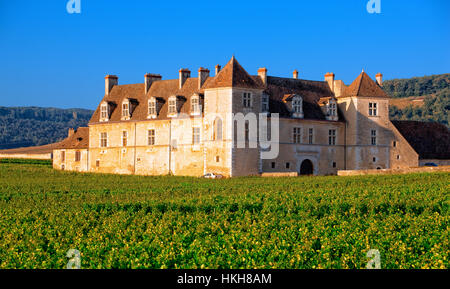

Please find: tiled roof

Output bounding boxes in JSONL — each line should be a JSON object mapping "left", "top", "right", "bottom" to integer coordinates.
{"left": 55, "top": 127, "right": 89, "bottom": 149}
{"left": 341, "top": 71, "right": 389, "bottom": 98}
{"left": 392, "top": 120, "right": 450, "bottom": 159}
{"left": 0, "top": 142, "right": 62, "bottom": 154}
{"left": 265, "top": 76, "right": 335, "bottom": 120}
{"left": 203, "top": 56, "right": 264, "bottom": 89}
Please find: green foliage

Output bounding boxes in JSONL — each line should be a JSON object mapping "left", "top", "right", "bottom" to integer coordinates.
{"left": 389, "top": 88, "right": 450, "bottom": 127}
{"left": 383, "top": 73, "right": 450, "bottom": 98}
{"left": 0, "top": 164, "right": 448, "bottom": 269}
{"left": 0, "top": 158, "right": 51, "bottom": 166}
{"left": 0, "top": 107, "right": 93, "bottom": 149}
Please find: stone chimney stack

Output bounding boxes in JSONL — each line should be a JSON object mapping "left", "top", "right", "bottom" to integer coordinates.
{"left": 293, "top": 70, "right": 299, "bottom": 79}
{"left": 325, "top": 72, "right": 335, "bottom": 92}
{"left": 145, "top": 73, "right": 162, "bottom": 94}
{"left": 68, "top": 128, "right": 74, "bottom": 137}
{"left": 258, "top": 67, "right": 267, "bottom": 85}
{"left": 376, "top": 73, "right": 383, "bottom": 86}
{"left": 179, "top": 68, "right": 191, "bottom": 89}
{"left": 198, "top": 67, "right": 210, "bottom": 89}
{"left": 215, "top": 64, "right": 221, "bottom": 76}
{"left": 105, "top": 75, "right": 118, "bottom": 95}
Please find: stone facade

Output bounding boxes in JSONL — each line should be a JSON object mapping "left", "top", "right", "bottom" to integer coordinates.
{"left": 53, "top": 57, "right": 423, "bottom": 177}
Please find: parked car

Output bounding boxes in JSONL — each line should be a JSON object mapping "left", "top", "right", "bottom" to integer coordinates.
{"left": 423, "top": 162, "right": 438, "bottom": 167}
{"left": 202, "top": 173, "right": 224, "bottom": 179}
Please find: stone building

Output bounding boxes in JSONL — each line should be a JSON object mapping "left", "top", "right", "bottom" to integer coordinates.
{"left": 53, "top": 56, "right": 423, "bottom": 177}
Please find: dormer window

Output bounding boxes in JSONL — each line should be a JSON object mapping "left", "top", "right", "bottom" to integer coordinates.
{"left": 191, "top": 94, "right": 201, "bottom": 115}
{"left": 122, "top": 101, "right": 130, "bottom": 119}
{"left": 148, "top": 97, "right": 157, "bottom": 118}
{"left": 261, "top": 93, "right": 269, "bottom": 112}
{"left": 100, "top": 102, "right": 109, "bottom": 122}
{"left": 326, "top": 99, "right": 338, "bottom": 121}
{"left": 292, "top": 96, "right": 304, "bottom": 118}
{"left": 168, "top": 97, "right": 177, "bottom": 116}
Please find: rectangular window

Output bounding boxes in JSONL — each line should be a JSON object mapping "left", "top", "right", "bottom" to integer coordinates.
{"left": 393, "top": 141, "right": 397, "bottom": 147}
{"left": 329, "top": 103, "right": 337, "bottom": 116}
{"left": 61, "top": 151, "right": 65, "bottom": 162}
{"left": 293, "top": 127, "right": 301, "bottom": 144}
{"left": 308, "top": 128, "right": 314, "bottom": 144}
{"left": 328, "top": 129, "right": 336, "bottom": 145}
{"left": 261, "top": 94, "right": 269, "bottom": 112}
{"left": 100, "top": 132, "right": 108, "bottom": 147}
{"left": 369, "top": 102, "right": 378, "bottom": 116}
{"left": 332, "top": 161, "right": 336, "bottom": 168}
{"left": 286, "top": 162, "right": 290, "bottom": 169}
{"left": 122, "top": 131, "right": 128, "bottom": 147}
{"left": 100, "top": 105, "right": 108, "bottom": 119}
{"left": 245, "top": 122, "right": 249, "bottom": 141}
{"left": 168, "top": 99, "right": 177, "bottom": 114}
{"left": 271, "top": 162, "right": 276, "bottom": 169}
{"left": 371, "top": 130, "right": 377, "bottom": 145}
{"left": 243, "top": 92, "right": 252, "bottom": 108}
{"left": 122, "top": 103, "right": 129, "bottom": 117}
{"left": 96, "top": 160, "right": 100, "bottom": 167}
{"left": 193, "top": 127, "right": 201, "bottom": 144}
{"left": 148, "top": 100, "right": 156, "bottom": 115}
{"left": 148, "top": 129, "right": 155, "bottom": 145}
{"left": 191, "top": 97, "right": 200, "bottom": 114}
{"left": 75, "top": 151, "right": 81, "bottom": 162}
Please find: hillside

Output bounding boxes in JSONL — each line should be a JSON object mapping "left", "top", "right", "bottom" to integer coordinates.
{"left": 383, "top": 74, "right": 450, "bottom": 128}
{"left": 0, "top": 107, "right": 93, "bottom": 149}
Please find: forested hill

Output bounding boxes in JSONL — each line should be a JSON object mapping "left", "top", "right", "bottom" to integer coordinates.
{"left": 0, "top": 107, "right": 94, "bottom": 149}
{"left": 383, "top": 74, "right": 450, "bottom": 128}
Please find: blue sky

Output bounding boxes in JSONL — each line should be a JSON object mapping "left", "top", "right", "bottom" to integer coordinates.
{"left": 0, "top": 0, "right": 449, "bottom": 109}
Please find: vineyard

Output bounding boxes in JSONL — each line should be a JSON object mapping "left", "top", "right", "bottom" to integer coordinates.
{"left": 0, "top": 162, "right": 448, "bottom": 269}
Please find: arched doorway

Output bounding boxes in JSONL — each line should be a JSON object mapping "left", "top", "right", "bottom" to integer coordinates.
{"left": 300, "top": 159, "right": 313, "bottom": 175}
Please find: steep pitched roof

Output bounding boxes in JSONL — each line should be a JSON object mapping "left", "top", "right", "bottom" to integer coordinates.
{"left": 203, "top": 56, "right": 264, "bottom": 89}
{"left": 89, "top": 78, "right": 206, "bottom": 123}
{"left": 341, "top": 71, "right": 389, "bottom": 98}
{"left": 392, "top": 120, "right": 450, "bottom": 159}
{"left": 55, "top": 127, "right": 89, "bottom": 150}
{"left": 265, "top": 76, "right": 336, "bottom": 120}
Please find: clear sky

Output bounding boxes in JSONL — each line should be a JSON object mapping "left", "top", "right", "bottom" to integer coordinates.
{"left": 0, "top": 0, "right": 449, "bottom": 109}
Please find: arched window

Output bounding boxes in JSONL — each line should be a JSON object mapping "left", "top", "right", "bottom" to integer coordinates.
{"left": 292, "top": 95, "right": 304, "bottom": 118}
{"left": 214, "top": 117, "right": 223, "bottom": 141}
{"left": 191, "top": 94, "right": 201, "bottom": 115}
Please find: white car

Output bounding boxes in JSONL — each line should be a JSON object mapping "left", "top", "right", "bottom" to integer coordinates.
{"left": 202, "top": 173, "right": 223, "bottom": 179}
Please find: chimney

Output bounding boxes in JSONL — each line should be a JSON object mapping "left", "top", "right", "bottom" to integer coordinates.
{"left": 105, "top": 75, "right": 118, "bottom": 95}
{"left": 293, "top": 70, "right": 299, "bottom": 79}
{"left": 179, "top": 68, "right": 190, "bottom": 89}
{"left": 325, "top": 72, "right": 335, "bottom": 92}
{"left": 145, "top": 73, "right": 162, "bottom": 94}
{"left": 198, "top": 67, "right": 210, "bottom": 89}
{"left": 68, "top": 128, "right": 74, "bottom": 137}
{"left": 376, "top": 73, "right": 383, "bottom": 86}
{"left": 258, "top": 67, "right": 267, "bottom": 85}
{"left": 215, "top": 64, "right": 221, "bottom": 76}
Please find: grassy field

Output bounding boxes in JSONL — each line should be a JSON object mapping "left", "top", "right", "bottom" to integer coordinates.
{"left": 0, "top": 162, "right": 448, "bottom": 269}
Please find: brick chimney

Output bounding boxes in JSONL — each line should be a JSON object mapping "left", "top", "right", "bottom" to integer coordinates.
{"left": 293, "top": 70, "right": 298, "bottom": 79}
{"left": 179, "top": 68, "right": 190, "bottom": 89}
{"left": 68, "top": 128, "right": 74, "bottom": 137}
{"left": 325, "top": 72, "right": 335, "bottom": 92}
{"left": 258, "top": 67, "right": 267, "bottom": 85}
{"left": 215, "top": 64, "right": 221, "bottom": 76}
{"left": 105, "top": 75, "right": 118, "bottom": 95}
{"left": 145, "top": 73, "right": 162, "bottom": 94}
{"left": 376, "top": 73, "right": 383, "bottom": 86}
{"left": 198, "top": 67, "right": 210, "bottom": 89}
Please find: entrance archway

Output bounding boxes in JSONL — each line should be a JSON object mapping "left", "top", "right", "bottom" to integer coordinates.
{"left": 300, "top": 159, "right": 313, "bottom": 175}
